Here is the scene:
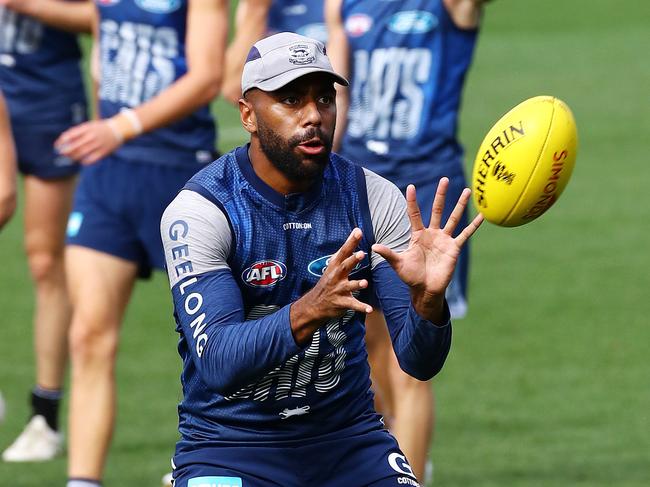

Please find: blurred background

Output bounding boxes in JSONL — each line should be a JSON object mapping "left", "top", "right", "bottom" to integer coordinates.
{"left": 1, "top": 0, "right": 649, "bottom": 485}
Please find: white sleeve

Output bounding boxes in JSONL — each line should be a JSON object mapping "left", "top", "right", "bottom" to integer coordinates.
{"left": 364, "top": 168, "right": 411, "bottom": 269}
{"left": 160, "top": 190, "right": 232, "bottom": 289}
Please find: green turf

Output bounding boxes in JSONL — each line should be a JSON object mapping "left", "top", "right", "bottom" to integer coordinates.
{"left": 1, "top": 0, "right": 649, "bottom": 485}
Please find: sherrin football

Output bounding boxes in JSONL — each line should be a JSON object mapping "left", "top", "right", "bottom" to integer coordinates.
{"left": 471, "top": 96, "right": 578, "bottom": 227}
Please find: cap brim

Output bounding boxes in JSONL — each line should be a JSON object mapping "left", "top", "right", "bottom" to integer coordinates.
{"left": 245, "top": 67, "right": 349, "bottom": 94}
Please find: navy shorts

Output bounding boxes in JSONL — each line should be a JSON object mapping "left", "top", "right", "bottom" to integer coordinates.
{"left": 66, "top": 154, "right": 203, "bottom": 278}
{"left": 13, "top": 125, "right": 80, "bottom": 179}
{"left": 171, "top": 429, "right": 422, "bottom": 487}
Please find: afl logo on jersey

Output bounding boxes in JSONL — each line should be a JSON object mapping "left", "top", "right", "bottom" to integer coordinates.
{"left": 388, "top": 11, "right": 438, "bottom": 34}
{"left": 135, "top": 0, "right": 181, "bottom": 14}
{"left": 242, "top": 260, "right": 287, "bottom": 287}
{"left": 345, "top": 14, "right": 373, "bottom": 37}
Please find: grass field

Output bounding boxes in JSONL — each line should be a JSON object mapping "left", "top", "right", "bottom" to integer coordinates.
{"left": 2, "top": 0, "right": 650, "bottom": 485}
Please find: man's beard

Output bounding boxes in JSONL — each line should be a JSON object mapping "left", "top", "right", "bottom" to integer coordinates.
{"left": 256, "top": 120, "right": 332, "bottom": 182}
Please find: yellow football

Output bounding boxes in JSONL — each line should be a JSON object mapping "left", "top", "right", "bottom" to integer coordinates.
{"left": 471, "top": 96, "right": 578, "bottom": 227}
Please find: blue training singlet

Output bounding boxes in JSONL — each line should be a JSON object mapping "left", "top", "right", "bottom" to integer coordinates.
{"left": 0, "top": 3, "right": 86, "bottom": 127}
{"left": 97, "top": 0, "right": 215, "bottom": 165}
{"left": 339, "top": 0, "right": 478, "bottom": 183}
{"left": 161, "top": 145, "right": 452, "bottom": 460}
{"left": 267, "top": 0, "right": 327, "bottom": 44}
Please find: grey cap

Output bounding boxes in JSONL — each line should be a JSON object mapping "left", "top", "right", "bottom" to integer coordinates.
{"left": 241, "top": 32, "right": 349, "bottom": 94}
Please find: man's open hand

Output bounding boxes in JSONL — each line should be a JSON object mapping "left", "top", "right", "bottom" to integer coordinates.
{"left": 372, "top": 178, "right": 483, "bottom": 322}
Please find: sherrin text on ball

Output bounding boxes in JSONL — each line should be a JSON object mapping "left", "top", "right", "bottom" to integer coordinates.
{"left": 472, "top": 96, "right": 578, "bottom": 226}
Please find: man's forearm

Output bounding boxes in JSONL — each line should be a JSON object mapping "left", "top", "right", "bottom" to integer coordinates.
{"left": 11, "top": 0, "right": 93, "bottom": 33}
{"left": 173, "top": 270, "right": 302, "bottom": 396}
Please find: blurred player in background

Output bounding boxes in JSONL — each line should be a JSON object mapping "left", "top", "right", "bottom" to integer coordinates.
{"left": 0, "top": 0, "right": 91, "bottom": 462}
{"left": 54, "top": 0, "right": 228, "bottom": 485}
{"left": 0, "top": 89, "right": 17, "bottom": 440}
{"left": 222, "top": 0, "right": 327, "bottom": 104}
{"left": 0, "top": 89, "right": 16, "bottom": 230}
{"left": 160, "top": 32, "right": 482, "bottom": 487}
{"left": 327, "top": 0, "right": 488, "bottom": 480}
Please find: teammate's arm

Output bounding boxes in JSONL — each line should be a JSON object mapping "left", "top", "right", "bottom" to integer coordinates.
{"left": 89, "top": 6, "right": 100, "bottom": 119}
{"left": 325, "top": 0, "right": 349, "bottom": 151}
{"left": 0, "top": 0, "right": 93, "bottom": 33}
{"left": 55, "top": 0, "right": 228, "bottom": 164}
{"left": 0, "top": 92, "right": 17, "bottom": 230}
{"left": 222, "top": 0, "right": 273, "bottom": 104}
{"left": 443, "top": 0, "right": 490, "bottom": 30}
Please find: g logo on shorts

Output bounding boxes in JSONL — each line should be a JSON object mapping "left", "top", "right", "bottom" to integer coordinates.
{"left": 388, "top": 452, "right": 416, "bottom": 478}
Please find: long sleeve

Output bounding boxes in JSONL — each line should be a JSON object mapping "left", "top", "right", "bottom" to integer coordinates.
{"left": 171, "top": 268, "right": 302, "bottom": 395}
{"left": 161, "top": 189, "right": 302, "bottom": 396}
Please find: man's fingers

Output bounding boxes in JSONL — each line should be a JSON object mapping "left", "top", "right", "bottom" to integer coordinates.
{"left": 443, "top": 187, "right": 471, "bottom": 235}
{"left": 339, "top": 250, "right": 366, "bottom": 276}
{"left": 371, "top": 243, "right": 400, "bottom": 269}
{"left": 54, "top": 123, "right": 89, "bottom": 148}
{"left": 405, "top": 184, "right": 425, "bottom": 232}
{"left": 343, "top": 296, "right": 373, "bottom": 315}
{"left": 455, "top": 213, "right": 484, "bottom": 247}
{"left": 56, "top": 131, "right": 96, "bottom": 160}
{"left": 344, "top": 278, "right": 368, "bottom": 293}
{"left": 81, "top": 149, "right": 106, "bottom": 165}
{"left": 330, "top": 228, "right": 362, "bottom": 266}
{"left": 429, "top": 177, "right": 449, "bottom": 230}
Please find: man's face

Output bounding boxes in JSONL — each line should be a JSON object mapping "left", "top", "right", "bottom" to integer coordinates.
{"left": 247, "top": 73, "right": 337, "bottom": 182}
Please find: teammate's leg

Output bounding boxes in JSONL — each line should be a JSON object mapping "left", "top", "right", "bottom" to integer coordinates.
{"left": 66, "top": 246, "right": 138, "bottom": 480}
{"left": 2, "top": 175, "right": 75, "bottom": 462}
{"left": 366, "top": 312, "right": 433, "bottom": 482}
{"left": 387, "top": 350, "right": 434, "bottom": 483}
{"left": 26, "top": 176, "right": 75, "bottom": 392}
{"left": 367, "top": 176, "right": 467, "bottom": 482}
{"left": 365, "top": 310, "right": 395, "bottom": 423}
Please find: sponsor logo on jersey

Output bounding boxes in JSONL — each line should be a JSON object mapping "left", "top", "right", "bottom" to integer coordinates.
{"left": 279, "top": 405, "right": 310, "bottom": 419}
{"left": 66, "top": 212, "right": 84, "bottom": 238}
{"left": 95, "top": 0, "right": 121, "bottom": 6}
{"left": 345, "top": 13, "right": 373, "bottom": 37}
{"left": 135, "top": 0, "right": 181, "bottom": 14}
{"left": 0, "top": 54, "right": 16, "bottom": 67}
{"left": 288, "top": 43, "right": 315, "bottom": 65}
{"left": 283, "top": 222, "right": 312, "bottom": 231}
{"left": 388, "top": 11, "right": 438, "bottom": 34}
{"left": 188, "top": 476, "right": 242, "bottom": 487}
{"left": 282, "top": 3, "right": 307, "bottom": 15}
{"left": 366, "top": 140, "right": 389, "bottom": 155}
{"left": 195, "top": 150, "right": 213, "bottom": 164}
{"left": 242, "top": 260, "right": 287, "bottom": 287}
{"left": 297, "top": 23, "right": 328, "bottom": 44}
{"left": 308, "top": 253, "right": 369, "bottom": 277}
